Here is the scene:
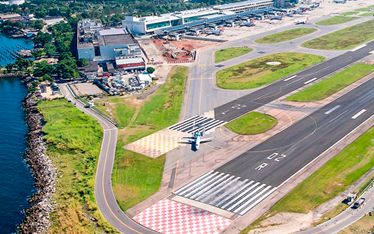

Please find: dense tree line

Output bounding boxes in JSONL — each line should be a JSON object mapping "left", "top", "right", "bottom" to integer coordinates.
{"left": 0, "top": 0, "right": 243, "bottom": 20}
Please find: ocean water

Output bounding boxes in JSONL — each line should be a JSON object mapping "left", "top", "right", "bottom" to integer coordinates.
{"left": 0, "top": 34, "right": 35, "bottom": 233}
{"left": 0, "top": 77, "right": 34, "bottom": 233}
{"left": 0, "top": 35, "right": 34, "bottom": 66}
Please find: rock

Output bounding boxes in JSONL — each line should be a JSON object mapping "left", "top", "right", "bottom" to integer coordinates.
{"left": 16, "top": 76, "right": 57, "bottom": 234}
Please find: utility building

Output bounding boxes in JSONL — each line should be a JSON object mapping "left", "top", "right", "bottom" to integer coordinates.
{"left": 213, "top": 0, "right": 274, "bottom": 13}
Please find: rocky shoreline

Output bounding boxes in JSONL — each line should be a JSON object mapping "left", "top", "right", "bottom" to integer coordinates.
{"left": 17, "top": 76, "right": 57, "bottom": 233}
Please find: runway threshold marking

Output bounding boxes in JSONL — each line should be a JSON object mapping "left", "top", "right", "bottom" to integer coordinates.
{"left": 325, "top": 105, "right": 341, "bottom": 115}
{"left": 284, "top": 75, "right": 297, "bottom": 81}
{"left": 304, "top": 77, "right": 317, "bottom": 84}
{"left": 351, "top": 109, "right": 366, "bottom": 119}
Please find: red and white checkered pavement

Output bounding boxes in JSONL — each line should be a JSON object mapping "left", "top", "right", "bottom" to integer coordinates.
{"left": 133, "top": 199, "right": 233, "bottom": 234}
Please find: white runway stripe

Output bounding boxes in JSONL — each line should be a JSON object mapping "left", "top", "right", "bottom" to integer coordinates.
{"left": 226, "top": 183, "right": 264, "bottom": 211}
{"left": 231, "top": 185, "right": 271, "bottom": 213}
{"left": 210, "top": 179, "right": 249, "bottom": 206}
{"left": 352, "top": 109, "right": 366, "bottom": 119}
{"left": 178, "top": 172, "right": 221, "bottom": 197}
{"left": 325, "top": 105, "right": 341, "bottom": 115}
{"left": 284, "top": 75, "right": 297, "bottom": 81}
{"left": 238, "top": 187, "right": 277, "bottom": 215}
{"left": 184, "top": 173, "right": 225, "bottom": 198}
{"left": 221, "top": 182, "right": 260, "bottom": 209}
{"left": 199, "top": 177, "right": 241, "bottom": 203}
{"left": 304, "top": 78, "right": 317, "bottom": 84}
{"left": 174, "top": 171, "right": 214, "bottom": 194}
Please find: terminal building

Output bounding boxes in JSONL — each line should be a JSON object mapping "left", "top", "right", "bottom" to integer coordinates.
{"left": 76, "top": 19, "right": 145, "bottom": 72}
{"left": 213, "top": 0, "right": 274, "bottom": 13}
{"left": 123, "top": 0, "right": 276, "bottom": 35}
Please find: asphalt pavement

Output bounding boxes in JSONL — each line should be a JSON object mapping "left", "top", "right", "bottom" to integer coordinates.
{"left": 299, "top": 184, "right": 374, "bottom": 234}
{"left": 59, "top": 84, "right": 157, "bottom": 234}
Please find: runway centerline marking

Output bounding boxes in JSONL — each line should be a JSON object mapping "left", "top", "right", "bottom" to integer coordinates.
{"left": 304, "top": 77, "right": 317, "bottom": 84}
{"left": 352, "top": 109, "right": 366, "bottom": 119}
{"left": 284, "top": 75, "right": 297, "bottom": 81}
{"left": 325, "top": 105, "right": 341, "bottom": 115}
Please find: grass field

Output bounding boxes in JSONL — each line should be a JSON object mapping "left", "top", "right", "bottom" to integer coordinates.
{"left": 302, "top": 19, "right": 374, "bottom": 50}
{"left": 359, "top": 13, "right": 374, "bottom": 16}
{"left": 215, "top": 47, "right": 252, "bottom": 63}
{"left": 286, "top": 63, "right": 374, "bottom": 102}
{"left": 112, "top": 144, "right": 165, "bottom": 211}
{"left": 112, "top": 66, "right": 188, "bottom": 211}
{"left": 255, "top": 28, "right": 317, "bottom": 43}
{"left": 340, "top": 11, "right": 358, "bottom": 15}
{"left": 216, "top": 53, "right": 325, "bottom": 90}
{"left": 315, "top": 16, "right": 359, "bottom": 26}
{"left": 269, "top": 125, "right": 374, "bottom": 214}
{"left": 225, "top": 112, "right": 277, "bottom": 135}
{"left": 355, "top": 7, "right": 371, "bottom": 11}
{"left": 38, "top": 99, "right": 117, "bottom": 233}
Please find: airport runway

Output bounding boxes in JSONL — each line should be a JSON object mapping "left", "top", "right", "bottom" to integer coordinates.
{"left": 181, "top": 16, "right": 373, "bottom": 120}
{"left": 175, "top": 73, "right": 374, "bottom": 215}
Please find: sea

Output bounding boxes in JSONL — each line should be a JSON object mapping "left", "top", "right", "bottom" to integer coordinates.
{"left": 0, "top": 35, "right": 35, "bottom": 233}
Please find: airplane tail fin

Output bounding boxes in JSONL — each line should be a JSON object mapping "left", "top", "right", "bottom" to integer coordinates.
{"left": 220, "top": 26, "right": 225, "bottom": 31}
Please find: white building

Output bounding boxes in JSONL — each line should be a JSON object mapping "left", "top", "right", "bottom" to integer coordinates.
{"left": 122, "top": 8, "right": 219, "bottom": 35}
{"left": 213, "top": 0, "right": 274, "bottom": 13}
{"left": 137, "top": 74, "right": 152, "bottom": 84}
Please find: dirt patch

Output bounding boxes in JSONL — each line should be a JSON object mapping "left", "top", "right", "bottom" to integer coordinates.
{"left": 247, "top": 212, "right": 318, "bottom": 234}
{"left": 113, "top": 184, "right": 138, "bottom": 202}
{"left": 151, "top": 38, "right": 216, "bottom": 62}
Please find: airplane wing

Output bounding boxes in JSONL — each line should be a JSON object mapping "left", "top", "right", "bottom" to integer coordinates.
{"left": 200, "top": 137, "right": 215, "bottom": 143}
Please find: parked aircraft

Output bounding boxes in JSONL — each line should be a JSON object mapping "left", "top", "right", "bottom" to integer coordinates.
{"left": 204, "top": 26, "right": 224, "bottom": 35}
{"left": 270, "top": 12, "right": 286, "bottom": 20}
{"left": 240, "top": 18, "right": 255, "bottom": 27}
{"left": 295, "top": 15, "right": 309, "bottom": 24}
{"left": 181, "top": 126, "right": 215, "bottom": 151}
{"left": 294, "top": 9, "right": 307, "bottom": 14}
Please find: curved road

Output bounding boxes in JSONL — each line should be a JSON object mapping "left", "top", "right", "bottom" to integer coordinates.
{"left": 299, "top": 185, "right": 374, "bottom": 234}
{"left": 59, "top": 84, "right": 157, "bottom": 234}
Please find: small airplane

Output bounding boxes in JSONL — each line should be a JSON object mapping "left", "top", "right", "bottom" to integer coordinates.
{"left": 204, "top": 26, "right": 225, "bottom": 35}
{"left": 295, "top": 15, "right": 309, "bottom": 25}
{"left": 181, "top": 125, "right": 215, "bottom": 151}
{"left": 240, "top": 18, "right": 255, "bottom": 27}
{"left": 270, "top": 12, "right": 286, "bottom": 21}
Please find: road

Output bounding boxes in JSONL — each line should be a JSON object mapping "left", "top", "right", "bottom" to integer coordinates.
{"left": 299, "top": 185, "right": 374, "bottom": 234}
{"left": 181, "top": 16, "right": 373, "bottom": 119}
{"left": 59, "top": 84, "right": 157, "bottom": 234}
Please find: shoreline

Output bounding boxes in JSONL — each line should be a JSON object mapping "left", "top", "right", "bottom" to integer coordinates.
{"left": 16, "top": 76, "right": 57, "bottom": 233}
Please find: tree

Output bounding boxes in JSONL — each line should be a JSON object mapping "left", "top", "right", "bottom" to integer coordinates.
{"left": 42, "top": 74, "right": 54, "bottom": 82}
{"left": 147, "top": 67, "right": 155, "bottom": 74}
{"left": 56, "top": 59, "right": 78, "bottom": 79}
{"left": 29, "top": 20, "right": 44, "bottom": 30}
{"left": 43, "top": 43, "right": 56, "bottom": 56}
{"left": 15, "top": 57, "right": 33, "bottom": 70}
{"left": 76, "top": 58, "right": 88, "bottom": 67}
{"left": 33, "top": 60, "right": 55, "bottom": 77}
{"left": 32, "top": 49, "right": 45, "bottom": 59}
{"left": 58, "top": 51, "right": 73, "bottom": 61}
{"left": 35, "top": 10, "right": 46, "bottom": 19}
{"left": 5, "top": 63, "right": 16, "bottom": 73}
{"left": 33, "top": 32, "right": 52, "bottom": 47}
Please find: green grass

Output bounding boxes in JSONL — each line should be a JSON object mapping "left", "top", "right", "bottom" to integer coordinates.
{"left": 359, "top": 13, "right": 374, "bottom": 16}
{"left": 286, "top": 63, "right": 374, "bottom": 102}
{"left": 255, "top": 28, "right": 317, "bottom": 43}
{"left": 215, "top": 47, "right": 252, "bottom": 63}
{"left": 112, "top": 144, "right": 165, "bottom": 211}
{"left": 315, "top": 16, "right": 360, "bottom": 25}
{"left": 355, "top": 7, "right": 371, "bottom": 11}
{"left": 95, "top": 97, "right": 136, "bottom": 128}
{"left": 225, "top": 112, "right": 277, "bottom": 135}
{"left": 302, "top": 19, "right": 374, "bottom": 50}
{"left": 216, "top": 52, "right": 325, "bottom": 90}
{"left": 132, "top": 66, "right": 188, "bottom": 137}
{"left": 112, "top": 66, "right": 188, "bottom": 211}
{"left": 270, "top": 125, "right": 374, "bottom": 213}
{"left": 38, "top": 99, "right": 117, "bottom": 233}
{"left": 340, "top": 11, "right": 358, "bottom": 15}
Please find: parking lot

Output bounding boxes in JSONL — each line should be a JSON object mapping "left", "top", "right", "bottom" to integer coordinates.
{"left": 71, "top": 82, "right": 103, "bottom": 95}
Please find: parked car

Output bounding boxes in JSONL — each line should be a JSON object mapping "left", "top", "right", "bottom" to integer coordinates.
{"left": 352, "top": 198, "right": 365, "bottom": 209}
